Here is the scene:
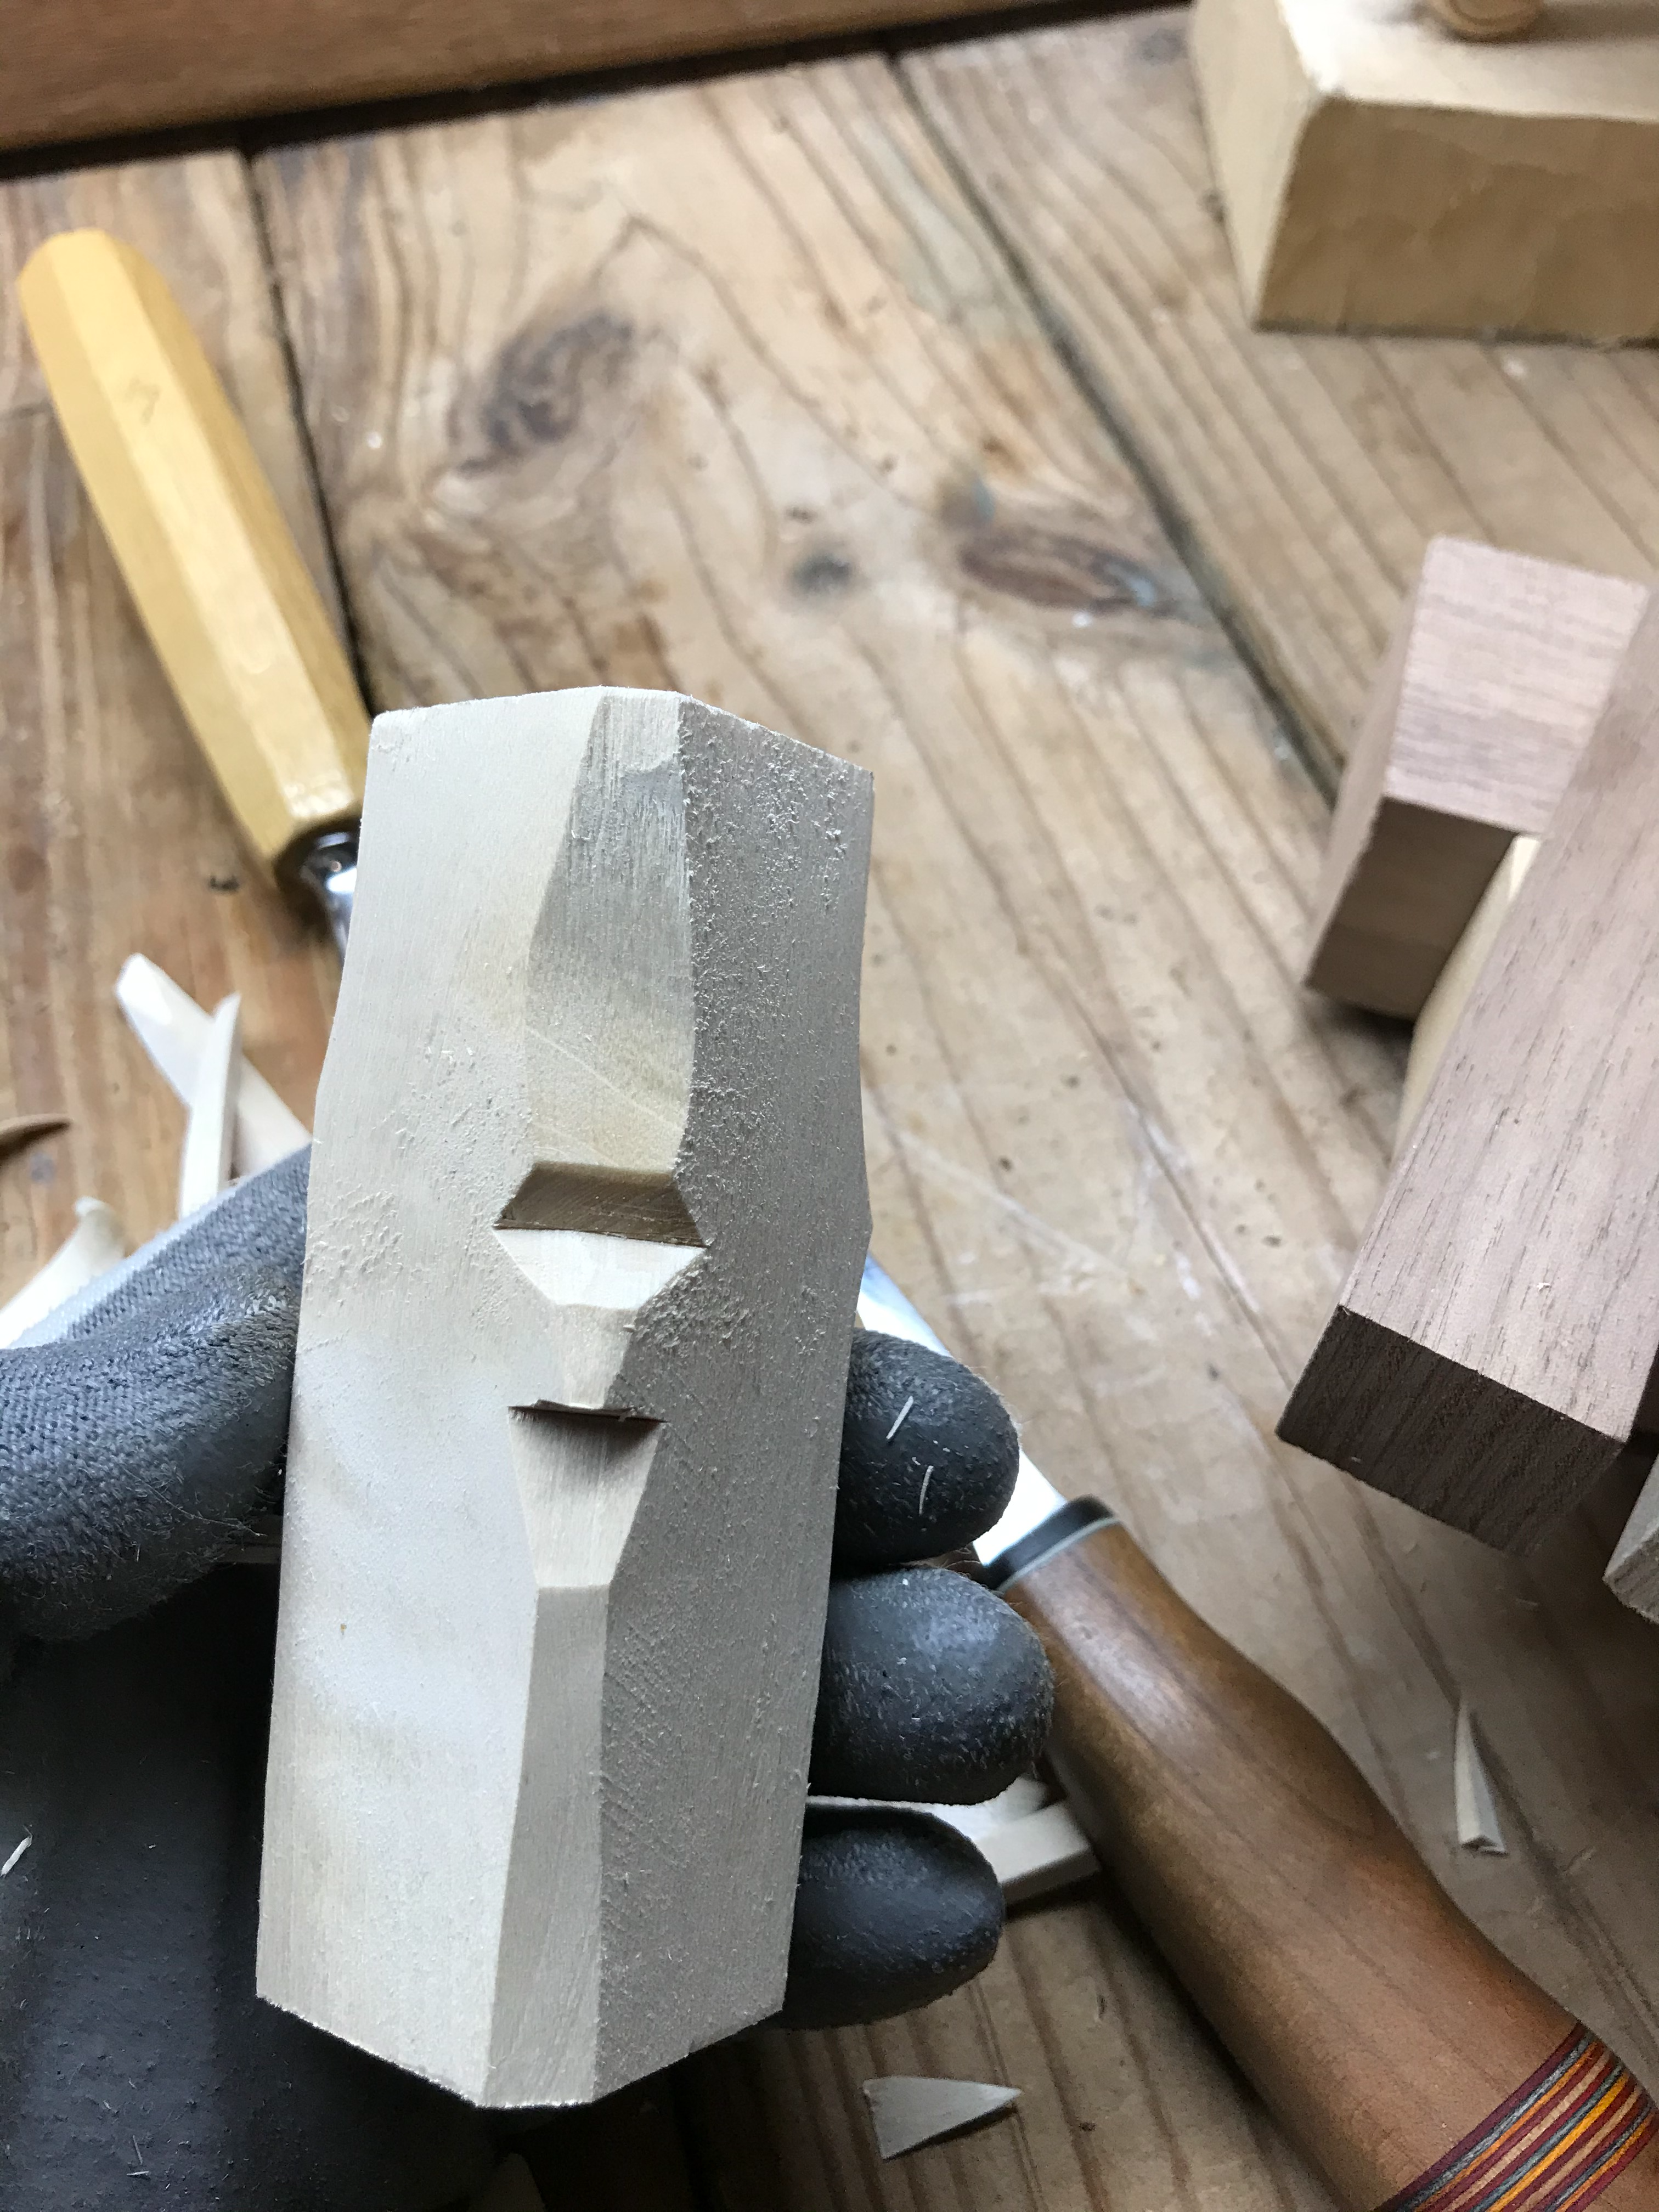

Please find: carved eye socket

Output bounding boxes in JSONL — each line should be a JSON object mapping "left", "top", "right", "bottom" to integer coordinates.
{"left": 496, "top": 1162, "right": 701, "bottom": 1246}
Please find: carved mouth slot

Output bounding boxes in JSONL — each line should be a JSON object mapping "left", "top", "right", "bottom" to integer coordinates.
{"left": 506, "top": 1406, "right": 661, "bottom": 1588}
{"left": 498, "top": 1164, "right": 702, "bottom": 1246}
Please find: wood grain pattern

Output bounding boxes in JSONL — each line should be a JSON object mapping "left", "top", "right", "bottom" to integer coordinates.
{"left": 1007, "top": 1521, "right": 1659, "bottom": 2211}
{"left": 1282, "top": 600, "right": 1659, "bottom": 1555}
{"left": 1396, "top": 833, "right": 1537, "bottom": 1153}
{"left": 904, "top": 10, "right": 1659, "bottom": 782}
{"left": 1190, "top": 0, "right": 1659, "bottom": 340}
{"left": 256, "top": 58, "right": 1659, "bottom": 2206}
{"left": 0, "top": 158, "right": 338, "bottom": 1323}
{"left": 1302, "top": 539, "right": 1645, "bottom": 1018}
{"left": 0, "top": 0, "right": 1049, "bottom": 155}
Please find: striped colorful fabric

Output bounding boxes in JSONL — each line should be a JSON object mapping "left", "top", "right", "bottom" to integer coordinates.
{"left": 1376, "top": 2027, "right": 1658, "bottom": 2212}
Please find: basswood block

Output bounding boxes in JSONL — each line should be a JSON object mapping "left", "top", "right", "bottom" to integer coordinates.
{"left": 258, "top": 687, "right": 873, "bottom": 2105}
{"left": 1304, "top": 538, "right": 1644, "bottom": 1018}
{"left": 1192, "top": 0, "right": 1659, "bottom": 340}
{"left": 1282, "top": 600, "right": 1659, "bottom": 1553}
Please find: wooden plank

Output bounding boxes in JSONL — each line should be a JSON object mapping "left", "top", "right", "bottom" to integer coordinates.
{"left": 257, "top": 58, "right": 1659, "bottom": 2205}
{"left": 0, "top": 0, "right": 1050, "bottom": 157}
{"left": 1190, "top": 0, "right": 1659, "bottom": 341}
{"left": 1302, "top": 538, "right": 1646, "bottom": 1018}
{"left": 903, "top": 9, "right": 1659, "bottom": 784}
{"left": 0, "top": 156, "right": 338, "bottom": 1317}
{"left": 1282, "top": 601, "right": 1659, "bottom": 1555}
{"left": 261, "top": 689, "right": 872, "bottom": 2103}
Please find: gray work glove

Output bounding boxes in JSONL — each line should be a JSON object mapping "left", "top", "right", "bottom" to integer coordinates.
{"left": 0, "top": 1152, "right": 1052, "bottom": 2208}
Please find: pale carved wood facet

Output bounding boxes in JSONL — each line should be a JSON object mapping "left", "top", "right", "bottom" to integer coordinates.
{"left": 259, "top": 685, "right": 873, "bottom": 2106}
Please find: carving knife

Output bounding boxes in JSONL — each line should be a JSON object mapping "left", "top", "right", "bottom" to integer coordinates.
{"left": 856, "top": 1255, "right": 1659, "bottom": 2212}
{"left": 19, "top": 229, "right": 368, "bottom": 955}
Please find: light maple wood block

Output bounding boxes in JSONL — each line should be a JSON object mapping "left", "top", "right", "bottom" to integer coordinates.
{"left": 1192, "top": 0, "right": 1659, "bottom": 341}
{"left": 1304, "top": 538, "right": 1645, "bottom": 1018}
{"left": 259, "top": 686, "right": 873, "bottom": 2106}
{"left": 1281, "top": 599, "right": 1659, "bottom": 1553}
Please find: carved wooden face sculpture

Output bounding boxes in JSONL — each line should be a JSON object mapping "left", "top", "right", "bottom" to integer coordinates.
{"left": 259, "top": 687, "right": 872, "bottom": 2104}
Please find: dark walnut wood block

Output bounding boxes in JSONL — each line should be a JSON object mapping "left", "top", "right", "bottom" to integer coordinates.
{"left": 1283, "top": 600, "right": 1659, "bottom": 1554}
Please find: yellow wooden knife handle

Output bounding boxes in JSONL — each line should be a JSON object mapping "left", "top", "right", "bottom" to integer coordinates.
{"left": 19, "top": 229, "right": 368, "bottom": 876}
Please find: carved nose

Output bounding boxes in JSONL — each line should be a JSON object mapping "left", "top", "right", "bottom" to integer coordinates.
{"left": 495, "top": 1225, "right": 702, "bottom": 1412}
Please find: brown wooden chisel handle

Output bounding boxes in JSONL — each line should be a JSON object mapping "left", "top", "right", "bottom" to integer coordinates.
{"left": 1003, "top": 1520, "right": 1659, "bottom": 2212}
{"left": 18, "top": 229, "right": 368, "bottom": 879}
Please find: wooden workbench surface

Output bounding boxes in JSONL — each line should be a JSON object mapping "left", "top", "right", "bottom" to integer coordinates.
{"left": 4, "top": 11, "right": 1659, "bottom": 2207}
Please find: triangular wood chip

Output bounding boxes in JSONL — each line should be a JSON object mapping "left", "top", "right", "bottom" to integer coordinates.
{"left": 861, "top": 2075, "right": 1020, "bottom": 2159}
{"left": 1454, "top": 1701, "right": 1506, "bottom": 1854}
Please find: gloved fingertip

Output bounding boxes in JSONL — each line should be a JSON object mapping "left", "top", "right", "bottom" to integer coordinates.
{"left": 779, "top": 1805, "right": 1003, "bottom": 2029}
{"left": 811, "top": 1566, "right": 1053, "bottom": 1804}
{"left": 833, "top": 1335, "right": 1019, "bottom": 1571}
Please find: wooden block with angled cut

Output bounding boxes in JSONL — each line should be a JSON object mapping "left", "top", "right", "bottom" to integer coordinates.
{"left": 1304, "top": 537, "right": 1645, "bottom": 1018}
{"left": 1192, "top": 0, "right": 1659, "bottom": 341}
{"left": 259, "top": 685, "right": 873, "bottom": 2107}
{"left": 1282, "top": 597, "right": 1659, "bottom": 1553}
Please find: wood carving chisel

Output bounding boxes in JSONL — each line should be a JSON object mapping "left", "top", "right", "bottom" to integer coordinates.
{"left": 859, "top": 1258, "right": 1659, "bottom": 2212}
{"left": 18, "top": 229, "right": 368, "bottom": 953}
